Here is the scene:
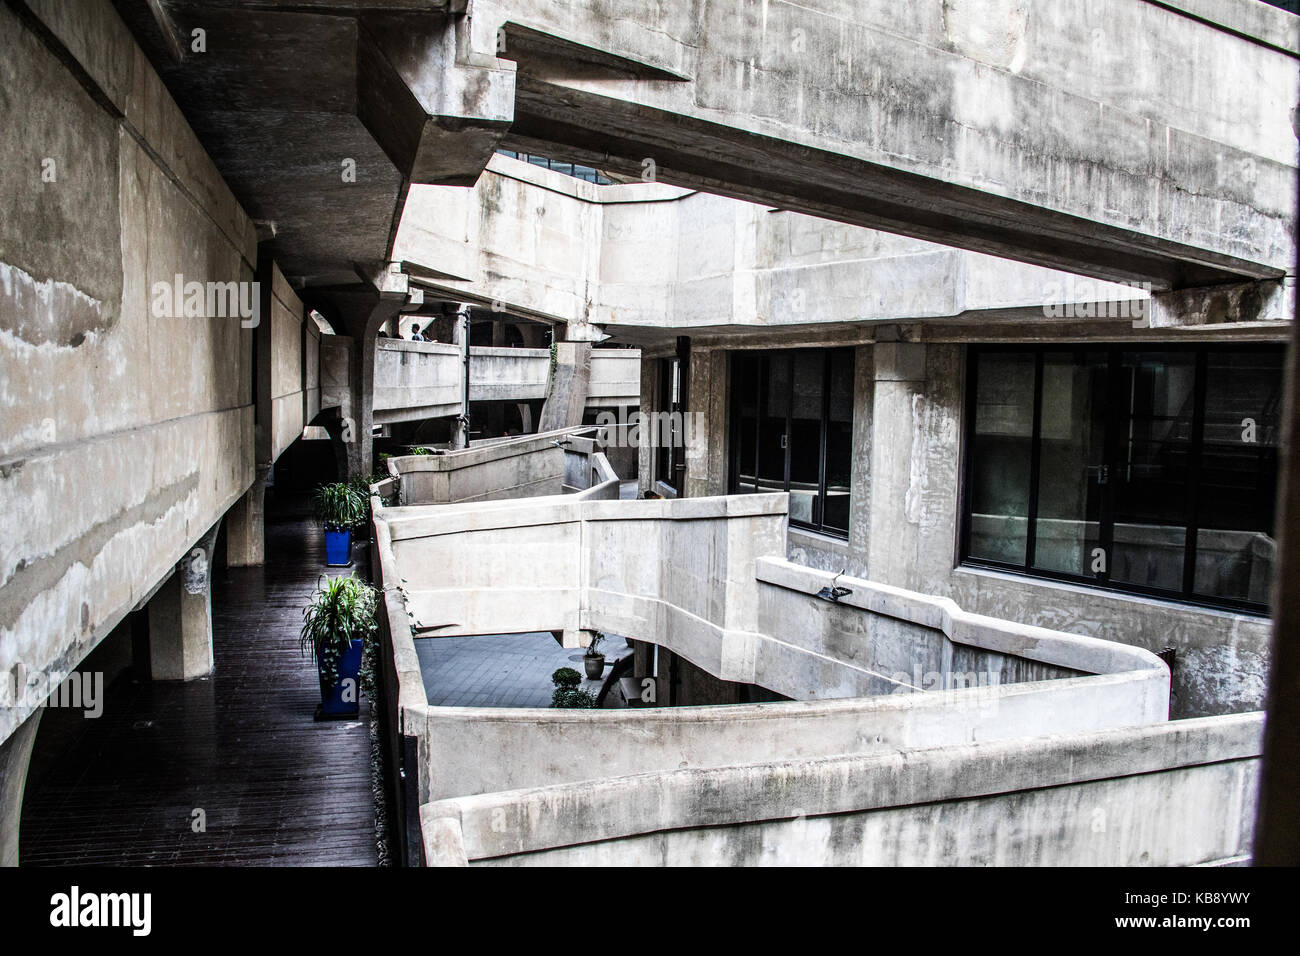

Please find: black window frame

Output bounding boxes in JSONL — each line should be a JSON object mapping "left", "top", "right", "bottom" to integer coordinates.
{"left": 728, "top": 347, "right": 855, "bottom": 539}
{"left": 960, "top": 342, "right": 1283, "bottom": 616}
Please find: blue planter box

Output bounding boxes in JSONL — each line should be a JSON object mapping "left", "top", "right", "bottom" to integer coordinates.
{"left": 324, "top": 529, "right": 351, "bottom": 566}
{"left": 319, "top": 638, "right": 363, "bottom": 718}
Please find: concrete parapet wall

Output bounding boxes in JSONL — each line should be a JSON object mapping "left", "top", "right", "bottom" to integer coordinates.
{"left": 374, "top": 493, "right": 1170, "bottom": 814}
{"left": 373, "top": 339, "right": 465, "bottom": 424}
{"left": 421, "top": 712, "right": 1262, "bottom": 867}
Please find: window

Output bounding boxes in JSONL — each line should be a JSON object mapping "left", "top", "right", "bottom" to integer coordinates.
{"left": 495, "top": 150, "right": 613, "bottom": 184}
{"left": 730, "top": 348, "right": 855, "bottom": 537}
{"left": 962, "top": 345, "right": 1283, "bottom": 612}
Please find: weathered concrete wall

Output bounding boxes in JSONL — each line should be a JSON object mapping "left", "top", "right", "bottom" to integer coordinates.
{"left": 585, "top": 348, "right": 640, "bottom": 407}
{"left": 1, "top": 1, "right": 260, "bottom": 747}
{"left": 423, "top": 712, "right": 1262, "bottom": 867}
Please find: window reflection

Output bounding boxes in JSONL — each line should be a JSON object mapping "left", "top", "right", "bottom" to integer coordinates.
{"left": 964, "top": 345, "right": 1282, "bottom": 612}
{"left": 731, "top": 348, "right": 855, "bottom": 538}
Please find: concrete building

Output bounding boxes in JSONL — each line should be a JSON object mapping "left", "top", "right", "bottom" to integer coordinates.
{"left": 1, "top": 0, "right": 1297, "bottom": 867}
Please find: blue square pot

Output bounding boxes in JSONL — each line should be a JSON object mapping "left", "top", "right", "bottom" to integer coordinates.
{"left": 324, "top": 529, "right": 351, "bottom": 566}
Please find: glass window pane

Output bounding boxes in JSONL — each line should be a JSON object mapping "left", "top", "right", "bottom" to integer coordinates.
{"left": 757, "top": 355, "right": 789, "bottom": 494}
{"left": 1109, "top": 351, "right": 1195, "bottom": 592}
{"left": 733, "top": 355, "right": 759, "bottom": 492}
{"left": 968, "top": 351, "right": 1035, "bottom": 565}
{"left": 788, "top": 351, "right": 825, "bottom": 527}
{"left": 822, "top": 350, "right": 855, "bottom": 534}
{"left": 1194, "top": 349, "right": 1283, "bottom": 603}
{"left": 1033, "top": 351, "right": 1107, "bottom": 575}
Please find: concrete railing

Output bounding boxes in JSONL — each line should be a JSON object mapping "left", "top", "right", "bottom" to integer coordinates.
{"left": 587, "top": 349, "right": 641, "bottom": 408}
{"left": 561, "top": 433, "right": 620, "bottom": 499}
{"left": 370, "top": 341, "right": 641, "bottom": 427}
{"left": 422, "top": 712, "right": 1263, "bottom": 867}
{"left": 468, "top": 347, "right": 549, "bottom": 403}
{"left": 371, "top": 492, "right": 1172, "bottom": 850}
{"left": 384, "top": 426, "right": 611, "bottom": 506}
{"left": 373, "top": 339, "right": 463, "bottom": 425}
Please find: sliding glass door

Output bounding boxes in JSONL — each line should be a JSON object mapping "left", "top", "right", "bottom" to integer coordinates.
{"left": 730, "top": 348, "right": 855, "bottom": 537}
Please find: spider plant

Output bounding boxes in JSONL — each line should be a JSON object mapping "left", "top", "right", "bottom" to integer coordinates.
{"left": 300, "top": 574, "right": 377, "bottom": 690}
{"left": 312, "top": 482, "right": 366, "bottom": 532}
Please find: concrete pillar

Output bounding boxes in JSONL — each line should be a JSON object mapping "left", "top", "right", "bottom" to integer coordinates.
{"left": 864, "top": 343, "right": 963, "bottom": 593}
{"left": 637, "top": 354, "right": 656, "bottom": 497}
{"left": 0, "top": 710, "right": 42, "bottom": 867}
{"left": 1254, "top": 291, "right": 1300, "bottom": 863}
{"left": 538, "top": 341, "right": 593, "bottom": 432}
{"left": 225, "top": 465, "right": 270, "bottom": 567}
{"left": 147, "top": 525, "right": 219, "bottom": 681}
{"left": 685, "top": 347, "right": 727, "bottom": 499}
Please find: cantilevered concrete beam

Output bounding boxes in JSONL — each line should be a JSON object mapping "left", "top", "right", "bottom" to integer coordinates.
{"left": 477, "top": 0, "right": 1297, "bottom": 289}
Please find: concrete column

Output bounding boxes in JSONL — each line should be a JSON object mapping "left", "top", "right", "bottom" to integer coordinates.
{"left": 538, "top": 341, "right": 593, "bottom": 432}
{"left": 147, "top": 525, "right": 219, "bottom": 681}
{"left": 225, "top": 465, "right": 270, "bottom": 567}
{"left": 864, "top": 343, "right": 963, "bottom": 593}
{"left": 453, "top": 305, "right": 471, "bottom": 449}
{"left": 1254, "top": 290, "right": 1300, "bottom": 862}
{"left": 0, "top": 710, "right": 42, "bottom": 867}
{"left": 685, "top": 347, "right": 726, "bottom": 499}
{"left": 637, "top": 354, "right": 656, "bottom": 497}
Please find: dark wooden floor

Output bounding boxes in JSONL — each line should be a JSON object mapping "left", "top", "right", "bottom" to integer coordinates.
{"left": 20, "top": 502, "right": 379, "bottom": 866}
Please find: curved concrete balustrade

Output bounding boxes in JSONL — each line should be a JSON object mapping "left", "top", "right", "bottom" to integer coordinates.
{"left": 371, "top": 492, "right": 1170, "bottom": 824}
{"left": 421, "top": 712, "right": 1263, "bottom": 867}
{"left": 383, "top": 426, "right": 617, "bottom": 505}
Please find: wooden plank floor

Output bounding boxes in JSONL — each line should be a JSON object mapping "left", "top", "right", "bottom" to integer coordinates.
{"left": 20, "top": 505, "right": 379, "bottom": 866}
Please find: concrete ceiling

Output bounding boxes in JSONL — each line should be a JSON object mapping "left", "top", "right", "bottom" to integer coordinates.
{"left": 112, "top": 0, "right": 505, "bottom": 326}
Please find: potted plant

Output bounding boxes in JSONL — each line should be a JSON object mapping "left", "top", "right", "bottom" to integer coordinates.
{"left": 346, "top": 474, "right": 389, "bottom": 539}
{"left": 583, "top": 631, "right": 607, "bottom": 680}
{"left": 300, "top": 573, "right": 377, "bottom": 719}
{"left": 313, "top": 482, "right": 365, "bottom": 566}
{"left": 550, "top": 667, "right": 596, "bottom": 708}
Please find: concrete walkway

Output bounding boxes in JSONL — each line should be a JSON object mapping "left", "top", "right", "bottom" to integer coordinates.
{"left": 19, "top": 505, "right": 378, "bottom": 866}
{"left": 416, "top": 632, "right": 632, "bottom": 707}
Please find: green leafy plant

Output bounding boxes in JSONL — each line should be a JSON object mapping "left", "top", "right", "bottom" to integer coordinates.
{"left": 312, "top": 482, "right": 366, "bottom": 532}
{"left": 300, "top": 574, "right": 378, "bottom": 690}
{"left": 551, "top": 667, "right": 582, "bottom": 689}
{"left": 408, "top": 446, "right": 432, "bottom": 456}
{"left": 551, "top": 687, "right": 597, "bottom": 708}
{"left": 549, "top": 666, "right": 595, "bottom": 708}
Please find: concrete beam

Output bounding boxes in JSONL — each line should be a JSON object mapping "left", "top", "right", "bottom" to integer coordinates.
{"left": 481, "top": 0, "right": 1296, "bottom": 287}
{"left": 1147, "top": 278, "right": 1295, "bottom": 329}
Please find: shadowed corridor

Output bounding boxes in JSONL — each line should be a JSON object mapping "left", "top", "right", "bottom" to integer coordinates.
{"left": 19, "top": 501, "right": 378, "bottom": 866}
